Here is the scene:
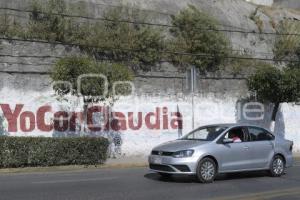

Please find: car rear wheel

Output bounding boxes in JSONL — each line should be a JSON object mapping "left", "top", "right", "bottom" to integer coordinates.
{"left": 196, "top": 158, "right": 217, "bottom": 183}
{"left": 269, "top": 155, "right": 285, "bottom": 177}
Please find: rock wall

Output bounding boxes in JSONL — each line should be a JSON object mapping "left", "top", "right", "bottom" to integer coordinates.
{"left": 0, "top": 39, "right": 248, "bottom": 96}
{"left": 2, "top": 0, "right": 298, "bottom": 59}
{"left": 0, "top": 0, "right": 299, "bottom": 156}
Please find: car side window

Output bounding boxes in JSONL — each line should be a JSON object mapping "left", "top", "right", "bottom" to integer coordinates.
{"left": 248, "top": 127, "right": 274, "bottom": 141}
{"left": 223, "top": 127, "right": 247, "bottom": 143}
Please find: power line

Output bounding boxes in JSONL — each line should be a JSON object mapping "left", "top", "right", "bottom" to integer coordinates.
{"left": 1, "top": 7, "right": 300, "bottom": 37}
{"left": 0, "top": 69, "right": 248, "bottom": 81}
{"left": 0, "top": 54, "right": 62, "bottom": 59}
{"left": 0, "top": 5, "right": 256, "bottom": 31}
{"left": 0, "top": 36, "right": 299, "bottom": 63}
{"left": 0, "top": 69, "right": 50, "bottom": 74}
{"left": 0, "top": 61, "right": 53, "bottom": 66}
{"left": 0, "top": 34, "right": 276, "bottom": 58}
{"left": 135, "top": 74, "right": 247, "bottom": 80}
{"left": 0, "top": 22, "right": 294, "bottom": 57}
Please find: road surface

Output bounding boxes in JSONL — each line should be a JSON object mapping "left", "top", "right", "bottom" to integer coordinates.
{"left": 0, "top": 161, "right": 300, "bottom": 200}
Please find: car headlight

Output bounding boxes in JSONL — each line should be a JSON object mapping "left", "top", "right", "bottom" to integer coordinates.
{"left": 173, "top": 150, "right": 194, "bottom": 158}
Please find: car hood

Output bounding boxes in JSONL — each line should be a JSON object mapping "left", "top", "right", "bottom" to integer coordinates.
{"left": 153, "top": 140, "right": 210, "bottom": 152}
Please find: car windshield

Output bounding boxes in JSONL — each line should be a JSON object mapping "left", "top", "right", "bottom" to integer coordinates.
{"left": 180, "top": 126, "right": 228, "bottom": 141}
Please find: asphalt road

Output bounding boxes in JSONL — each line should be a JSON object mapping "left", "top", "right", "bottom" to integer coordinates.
{"left": 1, "top": 162, "right": 300, "bottom": 200}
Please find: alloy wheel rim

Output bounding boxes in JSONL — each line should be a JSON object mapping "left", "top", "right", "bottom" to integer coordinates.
{"left": 273, "top": 158, "right": 284, "bottom": 175}
{"left": 200, "top": 161, "right": 215, "bottom": 180}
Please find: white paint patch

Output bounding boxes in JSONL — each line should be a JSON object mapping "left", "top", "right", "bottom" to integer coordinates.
{"left": 246, "top": 0, "right": 273, "bottom": 6}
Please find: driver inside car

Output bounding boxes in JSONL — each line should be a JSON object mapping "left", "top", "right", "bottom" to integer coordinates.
{"left": 229, "top": 132, "right": 242, "bottom": 143}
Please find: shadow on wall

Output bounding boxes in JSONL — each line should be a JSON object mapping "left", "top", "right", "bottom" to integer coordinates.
{"left": 236, "top": 99, "right": 285, "bottom": 138}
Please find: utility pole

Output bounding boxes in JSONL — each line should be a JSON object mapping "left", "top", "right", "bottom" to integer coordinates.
{"left": 187, "top": 66, "right": 197, "bottom": 130}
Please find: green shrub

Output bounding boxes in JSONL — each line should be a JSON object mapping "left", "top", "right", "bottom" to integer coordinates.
{"left": 168, "top": 5, "right": 230, "bottom": 73}
{"left": 0, "top": 15, "right": 24, "bottom": 37}
{"left": 0, "top": 136, "right": 109, "bottom": 168}
{"left": 80, "top": 6, "right": 165, "bottom": 70}
{"left": 51, "top": 55, "right": 134, "bottom": 104}
{"left": 248, "top": 65, "right": 300, "bottom": 121}
{"left": 274, "top": 19, "right": 300, "bottom": 60}
{"left": 26, "top": 0, "right": 73, "bottom": 42}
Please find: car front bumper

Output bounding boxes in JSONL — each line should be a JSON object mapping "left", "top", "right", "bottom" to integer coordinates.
{"left": 148, "top": 155, "right": 198, "bottom": 175}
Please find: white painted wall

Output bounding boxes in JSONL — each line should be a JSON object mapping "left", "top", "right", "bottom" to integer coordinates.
{"left": 0, "top": 87, "right": 299, "bottom": 156}
{"left": 246, "top": 0, "right": 273, "bottom": 6}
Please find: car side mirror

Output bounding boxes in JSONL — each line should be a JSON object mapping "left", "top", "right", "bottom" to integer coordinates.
{"left": 223, "top": 138, "right": 234, "bottom": 144}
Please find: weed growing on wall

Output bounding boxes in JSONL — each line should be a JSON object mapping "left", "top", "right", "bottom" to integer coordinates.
{"left": 168, "top": 5, "right": 231, "bottom": 73}
{"left": 79, "top": 6, "right": 165, "bottom": 71}
{"left": 0, "top": 1, "right": 235, "bottom": 73}
{"left": 274, "top": 19, "right": 300, "bottom": 61}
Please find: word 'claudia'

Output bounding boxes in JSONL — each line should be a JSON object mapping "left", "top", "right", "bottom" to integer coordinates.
{"left": 0, "top": 104, "right": 183, "bottom": 132}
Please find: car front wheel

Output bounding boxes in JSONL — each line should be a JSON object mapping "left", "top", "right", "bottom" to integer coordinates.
{"left": 196, "top": 158, "right": 217, "bottom": 183}
{"left": 269, "top": 155, "right": 285, "bottom": 177}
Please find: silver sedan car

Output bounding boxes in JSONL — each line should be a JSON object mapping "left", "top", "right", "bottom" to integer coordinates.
{"left": 148, "top": 124, "right": 294, "bottom": 183}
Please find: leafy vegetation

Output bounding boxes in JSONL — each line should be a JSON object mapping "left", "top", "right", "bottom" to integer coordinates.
{"left": 274, "top": 19, "right": 300, "bottom": 60}
{"left": 0, "top": 1, "right": 237, "bottom": 73}
{"left": 80, "top": 7, "right": 165, "bottom": 71}
{"left": 0, "top": 15, "right": 23, "bottom": 37}
{"left": 0, "top": 136, "right": 109, "bottom": 168}
{"left": 27, "top": 0, "right": 71, "bottom": 42}
{"left": 51, "top": 55, "right": 134, "bottom": 104}
{"left": 168, "top": 5, "right": 230, "bottom": 73}
{"left": 0, "top": 0, "right": 165, "bottom": 70}
{"left": 248, "top": 65, "right": 300, "bottom": 121}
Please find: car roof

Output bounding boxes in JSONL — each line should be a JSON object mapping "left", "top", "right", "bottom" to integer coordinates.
{"left": 204, "top": 123, "right": 269, "bottom": 129}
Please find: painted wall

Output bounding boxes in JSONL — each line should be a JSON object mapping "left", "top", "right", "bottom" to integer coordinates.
{"left": 246, "top": 0, "right": 273, "bottom": 6}
{"left": 0, "top": 87, "right": 299, "bottom": 157}
{"left": 274, "top": 0, "right": 300, "bottom": 9}
{"left": 0, "top": 0, "right": 299, "bottom": 157}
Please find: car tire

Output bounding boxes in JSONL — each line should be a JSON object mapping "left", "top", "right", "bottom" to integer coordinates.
{"left": 196, "top": 157, "right": 217, "bottom": 183}
{"left": 269, "top": 155, "right": 285, "bottom": 177}
{"left": 159, "top": 173, "right": 172, "bottom": 178}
